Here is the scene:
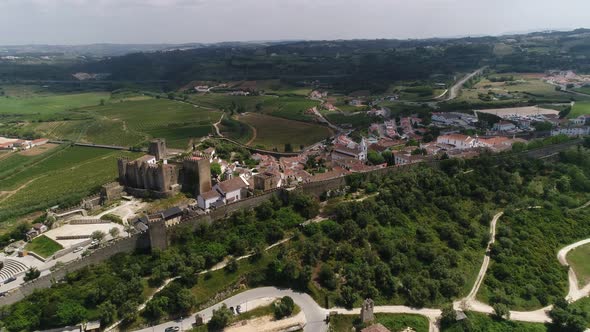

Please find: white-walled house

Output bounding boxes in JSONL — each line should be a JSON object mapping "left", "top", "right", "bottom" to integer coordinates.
{"left": 436, "top": 134, "right": 481, "bottom": 150}
{"left": 197, "top": 190, "right": 221, "bottom": 210}
{"left": 197, "top": 176, "right": 250, "bottom": 209}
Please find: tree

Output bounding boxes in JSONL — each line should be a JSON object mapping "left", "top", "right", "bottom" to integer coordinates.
{"left": 56, "top": 301, "right": 87, "bottom": 326}
{"left": 318, "top": 264, "right": 337, "bottom": 290}
{"left": 226, "top": 257, "right": 239, "bottom": 273}
{"left": 273, "top": 296, "right": 295, "bottom": 319}
{"left": 119, "top": 300, "right": 139, "bottom": 324}
{"left": 98, "top": 301, "right": 117, "bottom": 326}
{"left": 493, "top": 303, "right": 510, "bottom": 320}
{"left": 109, "top": 227, "right": 120, "bottom": 239}
{"left": 24, "top": 267, "right": 40, "bottom": 281}
{"left": 91, "top": 230, "right": 106, "bottom": 243}
{"left": 211, "top": 162, "right": 222, "bottom": 177}
{"left": 284, "top": 143, "right": 293, "bottom": 152}
{"left": 144, "top": 296, "right": 169, "bottom": 320}
{"left": 440, "top": 305, "right": 457, "bottom": 328}
{"left": 367, "top": 150, "right": 385, "bottom": 165}
{"left": 339, "top": 285, "right": 358, "bottom": 309}
{"left": 176, "top": 288, "right": 196, "bottom": 315}
{"left": 208, "top": 304, "right": 232, "bottom": 330}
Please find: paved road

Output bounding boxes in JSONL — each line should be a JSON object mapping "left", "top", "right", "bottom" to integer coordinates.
{"left": 133, "top": 287, "right": 329, "bottom": 332}
{"left": 444, "top": 67, "right": 486, "bottom": 101}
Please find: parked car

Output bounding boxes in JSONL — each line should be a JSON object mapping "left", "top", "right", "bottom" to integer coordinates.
{"left": 164, "top": 326, "right": 180, "bottom": 332}
{"left": 73, "top": 246, "right": 84, "bottom": 253}
{"left": 236, "top": 305, "right": 242, "bottom": 314}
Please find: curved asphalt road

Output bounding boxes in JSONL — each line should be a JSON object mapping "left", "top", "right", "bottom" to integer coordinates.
{"left": 134, "top": 287, "right": 328, "bottom": 332}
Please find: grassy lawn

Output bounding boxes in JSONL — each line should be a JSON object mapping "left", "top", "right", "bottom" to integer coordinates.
{"left": 570, "top": 297, "right": 590, "bottom": 327}
{"left": 0, "top": 91, "right": 109, "bottom": 118}
{"left": 567, "top": 243, "right": 590, "bottom": 287}
{"left": 570, "top": 101, "right": 590, "bottom": 118}
{"left": 442, "top": 312, "right": 547, "bottom": 332}
{"left": 24, "top": 235, "right": 63, "bottom": 258}
{"left": 329, "top": 313, "right": 429, "bottom": 332}
{"left": 191, "top": 251, "right": 276, "bottom": 307}
{"left": 0, "top": 146, "right": 141, "bottom": 228}
{"left": 237, "top": 113, "right": 332, "bottom": 152}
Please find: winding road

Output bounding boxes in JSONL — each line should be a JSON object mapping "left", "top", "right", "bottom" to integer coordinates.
{"left": 444, "top": 67, "right": 486, "bottom": 101}
{"left": 134, "top": 201, "right": 590, "bottom": 332}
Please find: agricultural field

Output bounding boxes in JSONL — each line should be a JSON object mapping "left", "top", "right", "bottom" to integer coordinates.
{"left": 570, "top": 101, "right": 590, "bottom": 118}
{"left": 456, "top": 73, "right": 576, "bottom": 105}
{"left": 236, "top": 113, "right": 332, "bottom": 152}
{"left": 31, "top": 99, "right": 222, "bottom": 149}
{"left": 0, "top": 145, "right": 141, "bottom": 230}
{"left": 189, "top": 93, "right": 319, "bottom": 122}
{"left": 567, "top": 243, "right": 590, "bottom": 287}
{"left": 0, "top": 89, "right": 109, "bottom": 119}
{"left": 573, "top": 86, "right": 590, "bottom": 96}
{"left": 24, "top": 235, "right": 63, "bottom": 258}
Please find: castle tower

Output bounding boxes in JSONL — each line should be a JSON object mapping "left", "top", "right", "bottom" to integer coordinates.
{"left": 360, "top": 298, "right": 374, "bottom": 322}
{"left": 149, "top": 138, "right": 167, "bottom": 161}
{"left": 117, "top": 158, "right": 129, "bottom": 184}
{"left": 359, "top": 137, "right": 368, "bottom": 161}
{"left": 182, "top": 156, "right": 212, "bottom": 196}
{"left": 148, "top": 219, "right": 168, "bottom": 251}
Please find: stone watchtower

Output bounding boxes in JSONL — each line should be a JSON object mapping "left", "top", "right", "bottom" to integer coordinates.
{"left": 182, "top": 156, "right": 212, "bottom": 196}
{"left": 149, "top": 138, "right": 167, "bottom": 161}
{"left": 360, "top": 298, "right": 374, "bottom": 323}
{"left": 148, "top": 219, "right": 168, "bottom": 251}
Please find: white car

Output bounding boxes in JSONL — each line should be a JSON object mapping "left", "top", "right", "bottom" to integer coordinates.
{"left": 73, "top": 247, "right": 84, "bottom": 253}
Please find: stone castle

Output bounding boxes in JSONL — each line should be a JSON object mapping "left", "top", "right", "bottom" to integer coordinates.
{"left": 117, "top": 139, "right": 211, "bottom": 198}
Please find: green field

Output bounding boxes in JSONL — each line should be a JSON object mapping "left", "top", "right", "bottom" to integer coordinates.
{"left": 24, "top": 235, "right": 63, "bottom": 258}
{"left": 442, "top": 312, "right": 547, "bottom": 332}
{"left": 456, "top": 73, "right": 576, "bottom": 105}
{"left": 31, "top": 99, "right": 221, "bottom": 149}
{"left": 189, "top": 93, "right": 319, "bottom": 122}
{"left": 570, "top": 297, "right": 590, "bottom": 327}
{"left": 0, "top": 91, "right": 109, "bottom": 118}
{"left": 237, "top": 113, "right": 332, "bottom": 152}
{"left": 329, "top": 314, "right": 429, "bottom": 332}
{"left": 0, "top": 145, "right": 141, "bottom": 229}
{"left": 570, "top": 101, "right": 590, "bottom": 118}
{"left": 568, "top": 243, "right": 590, "bottom": 287}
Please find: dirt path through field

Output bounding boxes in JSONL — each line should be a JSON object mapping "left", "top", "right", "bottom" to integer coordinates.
{"left": 0, "top": 176, "right": 45, "bottom": 203}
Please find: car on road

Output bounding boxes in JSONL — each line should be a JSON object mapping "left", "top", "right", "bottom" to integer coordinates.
{"left": 236, "top": 305, "right": 242, "bottom": 314}
{"left": 164, "top": 326, "right": 180, "bottom": 332}
{"left": 73, "top": 246, "right": 84, "bottom": 253}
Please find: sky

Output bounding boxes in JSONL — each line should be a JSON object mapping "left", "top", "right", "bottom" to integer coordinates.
{"left": 1, "top": 0, "right": 590, "bottom": 45}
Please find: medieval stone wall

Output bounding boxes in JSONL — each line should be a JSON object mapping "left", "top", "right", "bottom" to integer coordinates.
{"left": 0, "top": 233, "right": 150, "bottom": 307}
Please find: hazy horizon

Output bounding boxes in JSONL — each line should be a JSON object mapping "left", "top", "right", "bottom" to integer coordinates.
{"left": 1, "top": 0, "right": 590, "bottom": 45}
